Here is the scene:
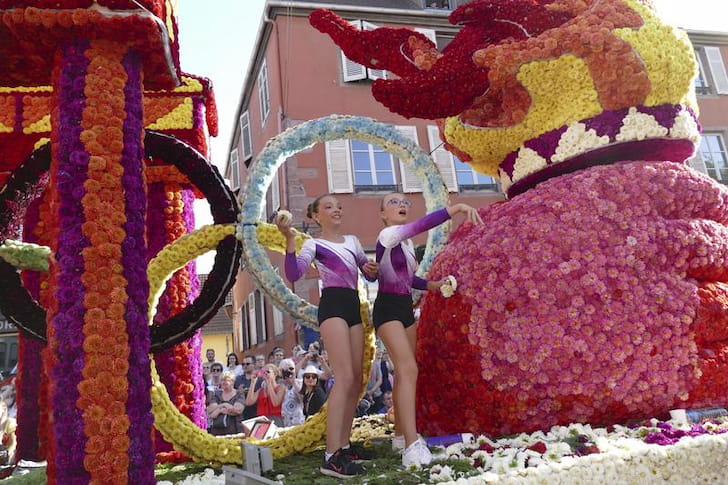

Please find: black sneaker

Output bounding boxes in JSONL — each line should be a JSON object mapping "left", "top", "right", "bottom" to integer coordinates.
{"left": 343, "top": 443, "right": 374, "bottom": 462}
{"left": 320, "top": 449, "right": 366, "bottom": 479}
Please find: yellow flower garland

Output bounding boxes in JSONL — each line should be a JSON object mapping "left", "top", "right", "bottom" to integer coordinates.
{"left": 147, "top": 223, "right": 376, "bottom": 463}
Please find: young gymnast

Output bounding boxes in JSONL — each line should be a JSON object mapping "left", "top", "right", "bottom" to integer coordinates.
{"left": 374, "top": 193, "right": 482, "bottom": 467}
{"left": 277, "top": 194, "right": 378, "bottom": 478}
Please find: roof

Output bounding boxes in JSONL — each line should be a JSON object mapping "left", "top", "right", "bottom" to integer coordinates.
{"left": 197, "top": 274, "right": 234, "bottom": 335}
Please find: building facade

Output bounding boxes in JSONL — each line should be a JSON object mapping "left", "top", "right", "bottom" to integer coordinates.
{"left": 225, "top": 0, "right": 728, "bottom": 357}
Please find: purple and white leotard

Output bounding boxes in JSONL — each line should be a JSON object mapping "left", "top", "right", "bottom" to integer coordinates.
{"left": 285, "top": 235, "right": 370, "bottom": 289}
{"left": 375, "top": 208, "right": 450, "bottom": 295}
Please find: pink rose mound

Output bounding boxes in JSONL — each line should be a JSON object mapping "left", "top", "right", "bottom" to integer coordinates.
{"left": 417, "top": 161, "right": 728, "bottom": 436}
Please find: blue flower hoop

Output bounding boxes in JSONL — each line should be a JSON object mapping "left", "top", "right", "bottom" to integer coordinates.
{"left": 239, "top": 115, "right": 450, "bottom": 328}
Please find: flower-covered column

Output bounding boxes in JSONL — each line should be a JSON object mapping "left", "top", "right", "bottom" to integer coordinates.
{"left": 47, "top": 38, "right": 154, "bottom": 484}
{"left": 147, "top": 184, "right": 206, "bottom": 453}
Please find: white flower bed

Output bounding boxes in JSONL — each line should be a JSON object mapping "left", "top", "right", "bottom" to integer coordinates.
{"left": 427, "top": 421, "right": 728, "bottom": 484}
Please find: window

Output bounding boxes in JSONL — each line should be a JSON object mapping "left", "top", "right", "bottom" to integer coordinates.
{"left": 240, "top": 111, "right": 253, "bottom": 160}
{"left": 351, "top": 140, "right": 396, "bottom": 189}
{"left": 454, "top": 158, "right": 498, "bottom": 190}
{"left": 340, "top": 21, "right": 387, "bottom": 82}
{"left": 325, "top": 139, "right": 396, "bottom": 192}
{"left": 698, "top": 133, "right": 728, "bottom": 182}
{"left": 258, "top": 59, "right": 270, "bottom": 124}
{"left": 694, "top": 46, "right": 728, "bottom": 96}
{"left": 229, "top": 149, "right": 240, "bottom": 191}
{"left": 325, "top": 125, "right": 438, "bottom": 193}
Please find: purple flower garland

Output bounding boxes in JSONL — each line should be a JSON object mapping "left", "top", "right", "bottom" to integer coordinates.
{"left": 120, "top": 50, "right": 155, "bottom": 484}
{"left": 49, "top": 39, "right": 91, "bottom": 484}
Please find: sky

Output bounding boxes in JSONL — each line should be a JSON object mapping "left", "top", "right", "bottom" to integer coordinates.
{"left": 176, "top": 0, "right": 728, "bottom": 273}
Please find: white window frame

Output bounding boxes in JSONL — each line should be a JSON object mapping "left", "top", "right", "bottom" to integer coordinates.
{"left": 248, "top": 293, "right": 257, "bottom": 345}
{"left": 350, "top": 140, "right": 397, "bottom": 188}
{"left": 258, "top": 59, "right": 270, "bottom": 124}
{"left": 341, "top": 20, "right": 387, "bottom": 82}
{"left": 229, "top": 149, "right": 240, "bottom": 191}
{"left": 695, "top": 46, "right": 728, "bottom": 95}
{"left": 698, "top": 133, "right": 728, "bottom": 182}
{"left": 427, "top": 125, "right": 458, "bottom": 191}
{"left": 239, "top": 111, "right": 253, "bottom": 160}
{"left": 453, "top": 158, "right": 499, "bottom": 190}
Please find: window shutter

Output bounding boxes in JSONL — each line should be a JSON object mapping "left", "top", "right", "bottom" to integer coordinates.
{"left": 705, "top": 46, "right": 728, "bottom": 94}
{"left": 248, "top": 293, "right": 257, "bottom": 345}
{"left": 395, "top": 125, "right": 422, "bottom": 193}
{"left": 362, "top": 21, "right": 387, "bottom": 80}
{"left": 240, "top": 111, "right": 253, "bottom": 160}
{"left": 414, "top": 27, "right": 437, "bottom": 45}
{"left": 427, "top": 125, "right": 458, "bottom": 191}
{"left": 256, "top": 291, "right": 267, "bottom": 341}
{"left": 325, "top": 139, "right": 353, "bottom": 193}
{"left": 270, "top": 167, "right": 281, "bottom": 212}
{"left": 341, "top": 20, "right": 367, "bottom": 82}
{"left": 229, "top": 149, "right": 240, "bottom": 191}
{"left": 258, "top": 59, "right": 270, "bottom": 123}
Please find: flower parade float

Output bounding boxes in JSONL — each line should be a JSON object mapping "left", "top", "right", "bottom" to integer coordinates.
{"left": 312, "top": 0, "right": 728, "bottom": 465}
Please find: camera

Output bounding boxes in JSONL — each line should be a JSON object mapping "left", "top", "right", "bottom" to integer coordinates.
{"left": 282, "top": 370, "right": 293, "bottom": 379}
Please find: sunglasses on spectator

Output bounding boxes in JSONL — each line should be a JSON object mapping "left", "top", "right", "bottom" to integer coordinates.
{"left": 243, "top": 362, "right": 253, "bottom": 365}
{"left": 386, "top": 198, "right": 411, "bottom": 208}
{"left": 211, "top": 368, "right": 222, "bottom": 373}
{"left": 304, "top": 375, "right": 318, "bottom": 379}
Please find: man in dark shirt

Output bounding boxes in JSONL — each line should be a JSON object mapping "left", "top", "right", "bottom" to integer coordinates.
{"left": 235, "top": 355, "right": 263, "bottom": 419}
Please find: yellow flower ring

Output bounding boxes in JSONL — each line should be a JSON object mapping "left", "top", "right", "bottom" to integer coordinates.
{"left": 238, "top": 114, "right": 451, "bottom": 327}
{"left": 147, "top": 224, "right": 377, "bottom": 462}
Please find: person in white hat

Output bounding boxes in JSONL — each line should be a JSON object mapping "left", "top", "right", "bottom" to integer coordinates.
{"left": 300, "top": 365, "right": 327, "bottom": 419}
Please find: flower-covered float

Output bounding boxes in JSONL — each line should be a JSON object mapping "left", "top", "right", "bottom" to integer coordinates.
{"left": 311, "top": 0, "right": 728, "bottom": 446}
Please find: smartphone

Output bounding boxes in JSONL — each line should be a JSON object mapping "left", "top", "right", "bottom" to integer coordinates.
{"left": 257, "top": 369, "right": 266, "bottom": 379}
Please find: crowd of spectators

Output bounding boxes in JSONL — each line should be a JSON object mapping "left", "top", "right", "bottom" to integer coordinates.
{"left": 201, "top": 343, "right": 395, "bottom": 435}
{"left": 201, "top": 343, "right": 395, "bottom": 436}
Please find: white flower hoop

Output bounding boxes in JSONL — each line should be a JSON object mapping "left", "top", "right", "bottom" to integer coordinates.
{"left": 238, "top": 114, "right": 451, "bottom": 328}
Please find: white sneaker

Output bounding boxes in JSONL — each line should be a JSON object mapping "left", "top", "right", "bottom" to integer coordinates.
{"left": 401, "top": 438, "right": 432, "bottom": 468}
{"left": 392, "top": 435, "right": 405, "bottom": 453}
